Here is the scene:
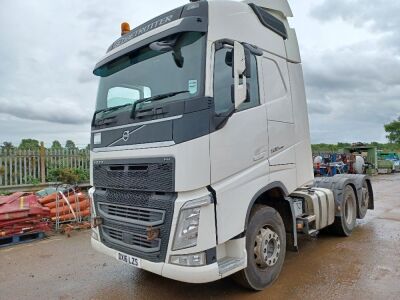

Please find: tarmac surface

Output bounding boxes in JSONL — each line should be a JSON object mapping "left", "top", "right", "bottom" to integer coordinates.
{"left": 1, "top": 174, "right": 400, "bottom": 300}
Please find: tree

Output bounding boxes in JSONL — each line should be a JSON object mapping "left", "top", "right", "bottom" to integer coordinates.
{"left": 19, "top": 139, "right": 40, "bottom": 150}
{"left": 384, "top": 117, "right": 400, "bottom": 144}
{"left": 65, "top": 140, "right": 76, "bottom": 150}
{"left": 2, "top": 142, "right": 15, "bottom": 152}
{"left": 51, "top": 140, "right": 62, "bottom": 149}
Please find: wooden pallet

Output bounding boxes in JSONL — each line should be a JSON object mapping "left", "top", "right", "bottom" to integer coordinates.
{"left": 0, "top": 232, "right": 46, "bottom": 248}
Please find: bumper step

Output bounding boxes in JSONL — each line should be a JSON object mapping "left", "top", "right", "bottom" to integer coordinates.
{"left": 218, "top": 257, "right": 245, "bottom": 276}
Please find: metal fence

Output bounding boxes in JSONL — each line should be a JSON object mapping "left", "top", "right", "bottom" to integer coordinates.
{"left": 0, "top": 146, "right": 90, "bottom": 187}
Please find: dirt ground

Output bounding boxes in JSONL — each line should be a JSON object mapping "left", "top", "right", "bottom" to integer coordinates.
{"left": 1, "top": 174, "right": 400, "bottom": 300}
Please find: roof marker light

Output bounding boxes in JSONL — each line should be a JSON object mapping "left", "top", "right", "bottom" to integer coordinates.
{"left": 121, "top": 22, "right": 130, "bottom": 36}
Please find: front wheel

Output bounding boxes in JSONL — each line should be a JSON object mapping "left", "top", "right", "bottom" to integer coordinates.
{"left": 232, "top": 205, "right": 286, "bottom": 291}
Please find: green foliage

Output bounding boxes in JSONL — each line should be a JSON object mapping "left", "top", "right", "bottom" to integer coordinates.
{"left": 26, "top": 176, "right": 40, "bottom": 185}
{"left": 384, "top": 117, "right": 400, "bottom": 144}
{"left": 0, "top": 190, "right": 11, "bottom": 196}
{"left": 19, "top": 139, "right": 40, "bottom": 150}
{"left": 312, "top": 142, "right": 400, "bottom": 154}
{"left": 47, "top": 167, "right": 89, "bottom": 184}
{"left": 65, "top": 140, "right": 77, "bottom": 150}
{"left": 51, "top": 140, "right": 62, "bottom": 149}
{"left": 1, "top": 142, "right": 14, "bottom": 152}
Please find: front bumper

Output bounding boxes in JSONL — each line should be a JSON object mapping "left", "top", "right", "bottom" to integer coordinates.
{"left": 91, "top": 237, "right": 221, "bottom": 283}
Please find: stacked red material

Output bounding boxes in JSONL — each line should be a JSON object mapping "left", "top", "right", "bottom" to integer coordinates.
{"left": 39, "top": 191, "right": 91, "bottom": 222}
{"left": 0, "top": 193, "right": 51, "bottom": 238}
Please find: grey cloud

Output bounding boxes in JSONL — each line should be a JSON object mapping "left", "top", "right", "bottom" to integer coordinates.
{"left": 0, "top": 97, "right": 91, "bottom": 125}
{"left": 310, "top": 0, "right": 400, "bottom": 51}
{"left": 299, "top": 0, "right": 400, "bottom": 142}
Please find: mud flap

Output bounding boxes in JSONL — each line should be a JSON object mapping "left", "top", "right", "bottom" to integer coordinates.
{"left": 284, "top": 197, "right": 298, "bottom": 252}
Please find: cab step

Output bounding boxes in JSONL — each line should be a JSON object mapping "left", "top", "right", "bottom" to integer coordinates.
{"left": 218, "top": 257, "right": 245, "bottom": 276}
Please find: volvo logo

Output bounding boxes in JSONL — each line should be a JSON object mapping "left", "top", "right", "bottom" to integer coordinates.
{"left": 122, "top": 130, "right": 130, "bottom": 142}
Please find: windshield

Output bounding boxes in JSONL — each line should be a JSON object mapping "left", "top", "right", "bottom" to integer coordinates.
{"left": 94, "top": 32, "right": 205, "bottom": 119}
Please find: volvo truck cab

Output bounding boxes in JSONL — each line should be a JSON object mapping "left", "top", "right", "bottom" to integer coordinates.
{"left": 89, "top": 0, "right": 373, "bottom": 290}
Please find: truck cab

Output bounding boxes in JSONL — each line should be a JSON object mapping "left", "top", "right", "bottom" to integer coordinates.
{"left": 89, "top": 0, "right": 373, "bottom": 290}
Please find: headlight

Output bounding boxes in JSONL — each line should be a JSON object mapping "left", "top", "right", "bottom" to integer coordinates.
{"left": 172, "top": 194, "right": 213, "bottom": 251}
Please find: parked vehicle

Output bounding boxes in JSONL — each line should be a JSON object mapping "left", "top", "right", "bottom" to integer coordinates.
{"left": 377, "top": 151, "right": 400, "bottom": 172}
{"left": 88, "top": 0, "right": 374, "bottom": 290}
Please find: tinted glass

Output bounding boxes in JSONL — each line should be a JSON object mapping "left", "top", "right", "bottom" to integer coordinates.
{"left": 213, "top": 48, "right": 260, "bottom": 114}
{"left": 95, "top": 32, "right": 205, "bottom": 114}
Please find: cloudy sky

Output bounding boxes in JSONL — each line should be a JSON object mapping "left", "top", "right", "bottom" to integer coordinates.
{"left": 0, "top": 0, "right": 399, "bottom": 147}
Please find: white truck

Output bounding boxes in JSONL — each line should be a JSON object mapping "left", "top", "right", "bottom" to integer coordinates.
{"left": 88, "top": 0, "right": 374, "bottom": 290}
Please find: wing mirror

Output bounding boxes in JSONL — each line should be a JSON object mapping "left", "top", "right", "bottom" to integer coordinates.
{"left": 233, "top": 41, "right": 247, "bottom": 109}
{"left": 149, "top": 41, "right": 174, "bottom": 52}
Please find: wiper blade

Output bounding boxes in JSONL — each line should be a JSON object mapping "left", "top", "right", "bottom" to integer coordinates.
{"left": 93, "top": 103, "right": 133, "bottom": 126}
{"left": 94, "top": 103, "right": 132, "bottom": 121}
{"left": 130, "top": 90, "right": 189, "bottom": 119}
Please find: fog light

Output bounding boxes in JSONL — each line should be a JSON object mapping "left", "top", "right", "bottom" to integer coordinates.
{"left": 91, "top": 216, "right": 103, "bottom": 228}
{"left": 169, "top": 252, "right": 206, "bottom": 267}
{"left": 91, "top": 230, "right": 99, "bottom": 241}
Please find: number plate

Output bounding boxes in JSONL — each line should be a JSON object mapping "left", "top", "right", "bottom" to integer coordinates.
{"left": 116, "top": 252, "right": 141, "bottom": 268}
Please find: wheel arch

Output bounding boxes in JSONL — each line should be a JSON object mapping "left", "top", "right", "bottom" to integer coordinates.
{"left": 244, "top": 182, "right": 297, "bottom": 250}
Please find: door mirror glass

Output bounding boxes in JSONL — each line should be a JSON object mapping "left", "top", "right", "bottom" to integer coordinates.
{"left": 233, "top": 41, "right": 247, "bottom": 108}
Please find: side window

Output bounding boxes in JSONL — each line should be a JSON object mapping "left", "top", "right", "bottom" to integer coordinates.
{"left": 213, "top": 47, "right": 260, "bottom": 114}
{"left": 239, "top": 54, "right": 260, "bottom": 111}
{"left": 214, "top": 48, "right": 234, "bottom": 114}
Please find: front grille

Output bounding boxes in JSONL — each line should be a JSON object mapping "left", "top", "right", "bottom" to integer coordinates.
{"left": 98, "top": 202, "right": 165, "bottom": 226}
{"left": 94, "top": 188, "right": 176, "bottom": 262}
{"left": 102, "top": 225, "right": 161, "bottom": 253}
{"left": 93, "top": 157, "right": 175, "bottom": 192}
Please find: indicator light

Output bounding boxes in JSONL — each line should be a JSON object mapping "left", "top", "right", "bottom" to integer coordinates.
{"left": 121, "top": 22, "right": 131, "bottom": 36}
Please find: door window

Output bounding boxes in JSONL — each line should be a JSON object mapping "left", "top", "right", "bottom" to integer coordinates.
{"left": 213, "top": 47, "right": 260, "bottom": 114}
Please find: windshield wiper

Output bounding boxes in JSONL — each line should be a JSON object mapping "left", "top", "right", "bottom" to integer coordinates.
{"left": 94, "top": 103, "right": 132, "bottom": 122}
{"left": 130, "top": 90, "right": 189, "bottom": 119}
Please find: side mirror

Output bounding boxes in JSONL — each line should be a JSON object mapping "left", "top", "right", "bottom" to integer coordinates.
{"left": 233, "top": 41, "right": 247, "bottom": 109}
{"left": 149, "top": 41, "right": 174, "bottom": 52}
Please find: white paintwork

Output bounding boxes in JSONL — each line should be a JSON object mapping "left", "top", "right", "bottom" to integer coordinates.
{"left": 287, "top": 63, "right": 314, "bottom": 186}
{"left": 90, "top": 135, "right": 210, "bottom": 192}
{"left": 207, "top": 1, "right": 286, "bottom": 59}
{"left": 242, "top": 0, "right": 293, "bottom": 17}
{"left": 285, "top": 28, "right": 301, "bottom": 63}
{"left": 97, "top": 19, "right": 183, "bottom": 63}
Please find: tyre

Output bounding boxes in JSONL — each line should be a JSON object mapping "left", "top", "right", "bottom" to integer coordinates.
{"left": 357, "top": 181, "right": 369, "bottom": 219}
{"left": 232, "top": 206, "right": 286, "bottom": 291}
{"left": 330, "top": 185, "right": 357, "bottom": 236}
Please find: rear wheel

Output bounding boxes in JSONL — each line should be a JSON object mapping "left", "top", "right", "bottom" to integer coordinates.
{"left": 357, "top": 181, "right": 369, "bottom": 219}
{"left": 232, "top": 206, "right": 286, "bottom": 291}
{"left": 330, "top": 185, "right": 357, "bottom": 236}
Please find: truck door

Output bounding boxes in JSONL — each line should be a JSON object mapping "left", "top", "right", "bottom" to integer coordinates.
{"left": 210, "top": 45, "right": 269, "bottom": 243}
{"left": 261, "top": 54, "right": 296, "bottom": 189}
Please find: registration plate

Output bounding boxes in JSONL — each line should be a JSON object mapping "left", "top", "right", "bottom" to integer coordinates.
{"left": 116, "top": 252, "right": 141, "bottom": 268}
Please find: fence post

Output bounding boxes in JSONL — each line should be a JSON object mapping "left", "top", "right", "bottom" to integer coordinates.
{"left": 40, "top": 142, "right": 46, "bottom": 183}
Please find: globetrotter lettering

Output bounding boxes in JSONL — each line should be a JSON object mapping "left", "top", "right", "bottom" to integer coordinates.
{"left": 110, "top": 15, "right": 175, "bottom": 51}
